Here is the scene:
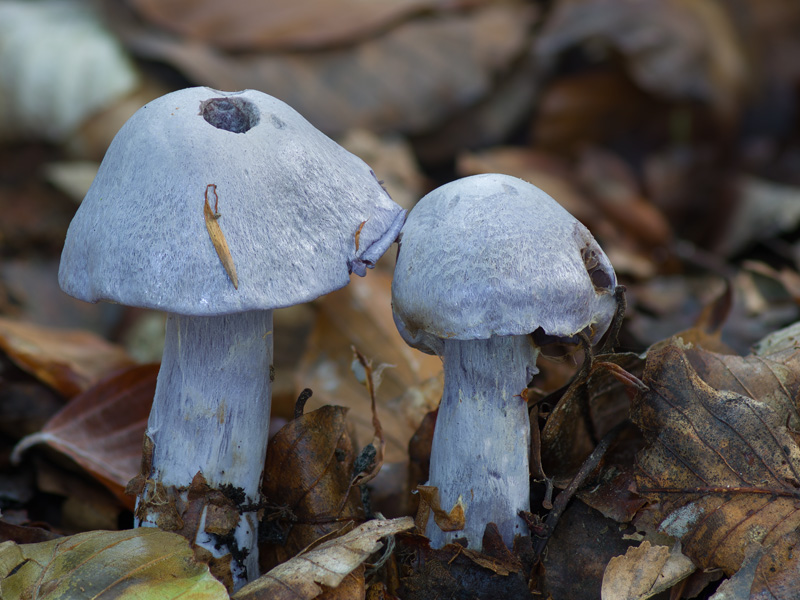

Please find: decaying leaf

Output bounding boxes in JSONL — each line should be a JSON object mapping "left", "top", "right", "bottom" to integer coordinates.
{"left": 235, "top": 516, "right": 414, "bottom": 600}
{"left": 0, "top": 528, "right": 228, "bottom": 599}
{"left": 682, "top": 343, "right": 800, "bottom": 429}
{"left": 749, "top": 529, "right": 800, "bottom": 599}
{"left": 261, "top": 405, "right": 366, "bottom": 569}
{"left": 0, "top": 316, "right": 135, "bottom": 398}
{"left": 632, "top": 343, "right": 800, "bottom": 575}
{"left": 601, "top": 540, "right": 694, "bottom": 600}
{"left": 203, "top": 183, "right": 239, "bottom": 289}
{"left": 11, "top": 363, "right": 158, "bottom": 509}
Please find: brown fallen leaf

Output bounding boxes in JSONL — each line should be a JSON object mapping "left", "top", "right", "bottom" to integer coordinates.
{"left": 113, "top": 3, "right": 536, "bottom": 137}
{"left": 0, "top": 528, "right": 227, "bottom": 598}
{"left": 0, "top": 520, "right": 61, "bottom": 545}
{"left": 128, "top": 0, "right": 490, "bottom": 51}
{"left": 632, "top": 343, "right": 800, "bottom": 575}
{"left": 235, "top": 516, "right": 414, "bottom": 600}
{"left": 203, "top": 183, "right": 238, "bottom": 289}
{"left": 529, "top": 66, "right": 670, "bottom": 160}
{"left": 407, "top": 408, "right": 437, "bottom": 512}
{"left": 535, "top": 0, "right": 750, "bottom": 120}
{"left": 575, "top": 147, "right": 673, "bottom": 249}
{"left": 260, "top": 404, "right": 366, "bottom": 570}
{"left": 601, "top": 540, "right": 694, "bottom": 600}
{"left": 714, "top": 178, "right": 800, "bottom": 258}
{"left": 683, "top": 343, "right": 800, "bottom": 429}
{"left": 642, "top": 276, "right": 737, "bottom": 356}
{"left": 11, "top": 363, "right": 158, "bottom": 509}
{"left": 0, "top": 354, "right": 64, "bottom": 439}
{"left": 0, "top": 316, "right": 135, "bottom": 398}
{"left": 750, "top": 529, "right": 800, "bottom": 598}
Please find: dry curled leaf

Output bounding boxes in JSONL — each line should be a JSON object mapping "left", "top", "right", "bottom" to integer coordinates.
{"left": 601, "top": 541, "right": 694, "bottom": 600}
{"left": 632, "top": 344, "right": 800, "bottom": 575}
{"left": 0, "top": 316, "right": 135, "bottom": 398}
{"left": 235, "top": 516, "right": 414, "bottom": 600}
{"left": 11, "top": 363, "right": 158, "bottom": 509}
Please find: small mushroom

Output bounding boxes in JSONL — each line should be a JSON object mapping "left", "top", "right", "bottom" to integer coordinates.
{"left": 391, "top": 173, "right": 617, "bottom": 549}
{"left": 58, "top": 87, "right": 405, "bottom": 588}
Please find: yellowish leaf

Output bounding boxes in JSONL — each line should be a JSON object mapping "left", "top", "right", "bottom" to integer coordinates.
{"left": 0, "top": 528, "right": 228, "bottom": 599}
{"left": 415, "top": 485, "right": 466, "bottom": 533}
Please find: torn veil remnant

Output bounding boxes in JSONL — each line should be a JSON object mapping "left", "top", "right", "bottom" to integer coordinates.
{"left": 391, "top": 173, "right": 618, "bottom": 550}
{"left": 58, "top": 87, "right": 405, "bottom": 590}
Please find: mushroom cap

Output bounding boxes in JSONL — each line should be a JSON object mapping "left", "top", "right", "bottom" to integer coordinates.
{"left": 391, "top": 173, "right": 617, "bottom": 354}
{"left": 59, "top": 87, "right": 405, "bottom": 315}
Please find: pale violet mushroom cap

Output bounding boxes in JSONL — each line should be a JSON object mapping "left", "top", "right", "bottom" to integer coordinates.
{"left": 392, "top": 173, "right": 617, "bottom": 354}
{"left": 59, "top": 87, "right": 405, "bottom": 315}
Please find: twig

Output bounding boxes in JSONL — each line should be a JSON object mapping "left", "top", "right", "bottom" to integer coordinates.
{"left": 531, "top": 420, "right": 628, "bottom": 561}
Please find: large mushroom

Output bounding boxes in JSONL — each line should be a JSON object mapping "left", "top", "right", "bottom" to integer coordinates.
{"left": 58, "top": 87, "right": 405, "bottom": 588}
{"left": 391, "top": 173, "right": 617, "bottom": 549}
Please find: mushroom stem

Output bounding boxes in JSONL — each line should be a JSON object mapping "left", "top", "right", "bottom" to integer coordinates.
{"left": 427, "top": 335, "right": 538, "bottom": 549}
{"left": 136, "top": 310, "right": 273, "bottom": 587}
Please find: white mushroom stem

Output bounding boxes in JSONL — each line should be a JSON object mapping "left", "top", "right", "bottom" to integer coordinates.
{"left": 137, "top": 310, "right": 272, "bottom": 587}
{"left": 426, "top": 335, "right": 538, "bottom": 549}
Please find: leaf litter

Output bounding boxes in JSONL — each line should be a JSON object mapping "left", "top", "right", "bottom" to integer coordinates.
{"left": 632, "top": 343, "right": 800, "bottom": 575}
{"left": 7, "top": 0, "right": 800, "bottom": 597}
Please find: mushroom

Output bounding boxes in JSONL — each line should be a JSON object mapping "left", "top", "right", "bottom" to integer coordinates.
{"left": 391, "top": 173, "right": 617, "bottom": 549}
{"left": 58, "top": 87, "right": 405, "bottom": 587}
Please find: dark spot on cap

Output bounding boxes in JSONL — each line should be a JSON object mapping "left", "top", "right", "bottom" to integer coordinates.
{"left": 270, "top": 114, "right": 286, "bottom": 129}
{"left": 201, "top": 97, "right": 259, "bottom": 133}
